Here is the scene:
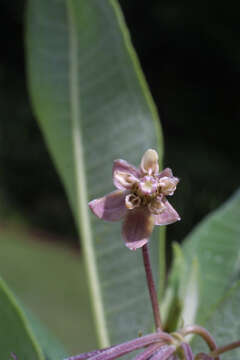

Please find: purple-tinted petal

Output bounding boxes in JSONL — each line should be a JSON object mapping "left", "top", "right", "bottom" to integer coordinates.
{"left": 158, "top": 168, "right": 173, "bottom": 179}
{"left": 89, "top": 190, "right": 127, "bottom": 221}
{"left": 113, "top": 159, "right": 140, "bottom": 190}
{"left": 122, "top": 208, "right": 154, "bottom": 250}
{"left": 181, "top": 343, "right": 194, "bottom": 360}
{"left": 153, "top": 199, "right": 180, "bottom": 225}
{"left": 140, "top": 149, "right": 159, "bottom": 175}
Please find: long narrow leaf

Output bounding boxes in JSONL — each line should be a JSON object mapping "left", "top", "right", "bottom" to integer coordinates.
{"left": 26, "top": 0, "right": 164, "bottom": 346}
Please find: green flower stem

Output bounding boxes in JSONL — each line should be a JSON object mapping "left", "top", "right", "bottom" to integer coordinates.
{"left": 142, "top": 244, "right": 162, "bottom": 331}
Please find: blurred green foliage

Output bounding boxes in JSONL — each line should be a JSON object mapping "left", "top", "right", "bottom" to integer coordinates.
{"left": 0, "top": 225, "right": 97, "bottom": 353}
{"left": 0, "top": 0, "right": 239, "bottom": 249}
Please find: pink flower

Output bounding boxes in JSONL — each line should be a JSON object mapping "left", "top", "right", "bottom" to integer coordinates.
{"left": 89, "top": 149, "right": 180, "bottom": 250}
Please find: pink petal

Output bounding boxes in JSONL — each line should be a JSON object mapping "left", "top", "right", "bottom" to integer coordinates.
{"left": 158, "top": 167, "right": 173, "bottom": 179}
{"left": 113, "top": 159, "right": 140, "bottom": 190}
{"left": 153, "top": 199, "right": 180, "bottom": 225}
{"left": 122, "top": 208, "right": 154, "bottom": 250}
{"left": 89, "top": 190, "right": 128, "bottom": 221}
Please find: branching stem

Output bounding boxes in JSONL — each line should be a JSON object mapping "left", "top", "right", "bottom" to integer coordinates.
{"left": 210, "top": 340, "right": 240, "bottom": 357}
{"left": 142, "top": 244, "right": 162, "bottom": 331}
{"left": 180, "top": 325, "right": 219, "bottom": 360}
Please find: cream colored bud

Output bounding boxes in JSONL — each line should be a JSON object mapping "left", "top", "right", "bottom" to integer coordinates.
{"left": 159, "top": 176, "right": 179, "bottom": 196}
{"left": 114, "top": 171, "right": 137, "bottom": 189}
{"left": 140, "top": 149, "right": 159, "bottom": 175}
{"left": 125, "top": 193, "right": 141, "bottom": 209}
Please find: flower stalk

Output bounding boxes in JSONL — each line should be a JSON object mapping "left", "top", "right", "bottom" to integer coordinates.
{"left": 142, "top": 244, "right": 162, "bottom": 331}
{"left": 210, "top": 340, "right": 240, "bottom": 357}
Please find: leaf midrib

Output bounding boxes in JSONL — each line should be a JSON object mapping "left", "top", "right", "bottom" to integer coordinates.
{"left": 66, "top": 0, "right": 110, "bottom": 347}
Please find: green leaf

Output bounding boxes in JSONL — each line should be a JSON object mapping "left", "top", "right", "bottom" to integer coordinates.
{"left": 26, "top": 0, "right": 163, "bottom": 346}
{"left": 162, "top": 243, "right": 199, "bottom": 332}
{"left": 0, "top": 276, "right": 44, "bottom": 360}
{"left": 0, "top": 225, "right": 97, "bottom": 353}
{"left": 23, "top": 310, "right": 67, "bottom": 360}
{"left": 192, "top": 281, "right": 240, "bottom": 360}
{"left": 182, "top": 188, "right": 240, "bottom": 325}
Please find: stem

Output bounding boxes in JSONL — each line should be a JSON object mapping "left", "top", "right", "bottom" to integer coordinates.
{"left": 142, "top": 244, "right": 162, "bottom": 331}
{"left": 150, "top": 345, "right": 176, "bottom": 360}
{"left": 132, "top": 343, "right": 164, "bottom": 360}
{"left": 210, "top": 340, "right": 240, "bottom": 357}
{"left": 180, "top": 325, "right": 219, "bottom": 360}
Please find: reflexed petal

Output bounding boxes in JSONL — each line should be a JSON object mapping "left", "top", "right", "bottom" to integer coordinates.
{"left": 113, "top": 159, "right": 140, "bottom": 190}
{"left": 181, "top": 343, "right": 194, "bottom": 360}
{"left": 158, "top": 168, "right": 173, "bottom": 179}
{"left": 122, "top": 208, "right": 154, "bottom": 250}
{"left": 140, "top": 149, "right": 159, "bottom": 175}
{"left": 154, "top": 199, "right": 180, "bottom": 225}
{"left": 89, "top": 190, "right": 128, "bottom": 221}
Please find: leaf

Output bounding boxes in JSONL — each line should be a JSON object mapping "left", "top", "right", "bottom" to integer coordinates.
{"left": 0, "top": 276, "right": 44, "bottom": 360}
{"left": 192, "top": 281, "right": 240, "bottom": 360}
{"left": 182, "top": 188, "right": 240, "bottom": 325}
{"left": 26, "top": 0, "right": 163, "bottom": 346}
{"left": 0, "top": 225, "right": 97, "bottom": 353}
{"left": 161, "top": 244, "right": 199, "bottom": 332}
{"left": 23, "top": 309, "right": 68, "bottom": 360}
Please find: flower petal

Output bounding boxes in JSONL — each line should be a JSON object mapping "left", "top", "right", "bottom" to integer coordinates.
{"left": 140, "top": 149, "right": 159, "bottom": 175}
{"left": 113, "top": 159, "right": 140, "bottom": 190}
{"left": 122, "top": 208, "right": 154, "bottom": 250}
{"left": 153, "top": 199, "right": 180, "bottom": 225}
{"left": 89, "top": 190, "right": 128, "bottom": 221}
{"left": 158, "top": 167, "right": 173, "bottom": 179}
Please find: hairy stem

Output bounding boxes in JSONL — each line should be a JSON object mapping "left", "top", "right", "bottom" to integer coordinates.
{"left": 142, "top": 244, "right": 162, "bottom": 331}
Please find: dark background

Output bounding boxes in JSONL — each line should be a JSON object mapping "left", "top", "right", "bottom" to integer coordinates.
{"left": 0, "top": 0, "right": 239, "bottom": 249}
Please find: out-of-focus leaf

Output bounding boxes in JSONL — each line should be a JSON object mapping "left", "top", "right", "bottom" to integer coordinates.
{"left": 23, "top": 310, "right": 68, "bottom": 360}
{"left": 26, "top": 0, "right": 163, "bottom": 346}
{"left": 0, "top": 276, "right": 44, "bottom": 360}
{"left": 192, "top": 281, "right": 240, "bottom": 360}
{"left": 0, "top": 226, "right": 97, "bottom": 353}
{"left": 182, "top": 188, "right": 240, "bottom": 325}
{"left": 161, "top": 243, "right": 199, "bottom": 332}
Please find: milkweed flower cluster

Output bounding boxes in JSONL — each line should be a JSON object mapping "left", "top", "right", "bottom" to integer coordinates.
{"left": 89, "top": 149, "right": 180, "bottom": 250}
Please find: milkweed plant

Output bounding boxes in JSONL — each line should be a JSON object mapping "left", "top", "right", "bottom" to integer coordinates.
{"left": 5, "top": 0, "right": 240, "bottom": 359}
